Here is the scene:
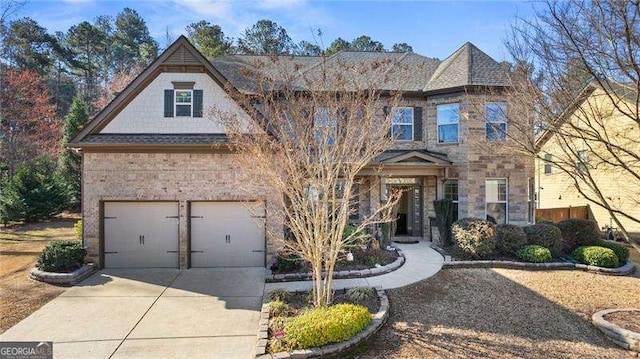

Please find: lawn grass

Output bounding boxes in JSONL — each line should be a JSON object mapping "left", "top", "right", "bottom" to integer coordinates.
{"left": 0, "top": 214, "right": 80, "bottom": 333}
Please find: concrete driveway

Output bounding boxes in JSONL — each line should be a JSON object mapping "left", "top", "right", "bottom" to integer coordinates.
{"left": 0, "top": 268, "right": 265, "bottom": 359}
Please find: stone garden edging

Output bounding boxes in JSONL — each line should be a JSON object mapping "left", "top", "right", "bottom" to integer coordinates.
{"left": 266, "top": 249, "right": 405, "bottom": 283}
{"left": 592, "top": 308, "right": 640, "bottom": 353}
{"left": 30, "top": 263, "right": 96, "bottom": 285}
{"left": 256, "top": 288, "right": 390, "bottom": 358}
{"left": 442, "top": 258, "right": 635, "bottom": 276}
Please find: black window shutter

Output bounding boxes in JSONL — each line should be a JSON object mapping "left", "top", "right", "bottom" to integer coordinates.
{"left": 383, "top": 106, "right": 390, "bottom": 138}
{"left": 164, "top": 89, "right": 174, "bottom": 117}
{"left": 413, "top": 106, "right": 423, "bottom": 141}
{"left": 193, "top": 89, "right": 203, "bottom": 117}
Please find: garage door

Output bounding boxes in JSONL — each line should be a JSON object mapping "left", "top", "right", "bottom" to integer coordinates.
{"left": 104, "top": 202, "right": 179, "bottom": 268}
{"left": 190, "top": 201, "right": 265, "bottom": 267}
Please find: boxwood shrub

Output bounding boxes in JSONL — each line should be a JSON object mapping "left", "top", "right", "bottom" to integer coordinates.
{"left": 452, "top": 218, "right": 496, "bottom": 259}
{"left": 495, "top": 224, "right": 527, "bottom": 256}
{"left": 572, "top": 246, "right": 619, "bottom": 268}
{"left": 282, "top": 304, "right": 371, "bottom": 350}
{"left": 596, "top": 240, "right": 629, "bottom": 265}
{"left": 556, "top": 219, "right": 601, "bottom": 250}
{"left": 36, "top": 240, "right": 86, "bottom": 272}
{"left": 516, "top": 245, "right": 552, "bottom": 263}
{"left": 523, "top": 224, "right": 562, "bottom": 256}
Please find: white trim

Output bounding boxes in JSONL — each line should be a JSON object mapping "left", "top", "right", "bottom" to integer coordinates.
{"left": 391, "top": 106, "right": 414, "bottom": 142}
{"left": 485, "top": 178, "right": 509, "bottom": 224}
{"left": 436, "top": 103, "right": 460, "bottom": 144}
{"left": 174, "top": 89, "right": 193, "bottom": 117}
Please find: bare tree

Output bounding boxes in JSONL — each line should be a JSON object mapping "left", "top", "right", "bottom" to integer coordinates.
{"left": 488, "top": 0, "right": 640, "bottom": 248}
{"left": 213, "top": 57, "right": 406, "bottom": 307}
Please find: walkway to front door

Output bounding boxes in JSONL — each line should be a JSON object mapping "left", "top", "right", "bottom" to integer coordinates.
{"left": 0, "top": 268, "right": 265, "bottom": 359}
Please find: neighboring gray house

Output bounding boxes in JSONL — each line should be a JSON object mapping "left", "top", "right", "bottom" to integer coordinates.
{"left": 71, "top": 36, "right": 534, "bottom": 269}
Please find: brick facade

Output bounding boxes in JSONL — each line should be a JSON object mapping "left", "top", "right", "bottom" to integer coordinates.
{"left": 82, "top": 152, "right": 282, "bottom": 268}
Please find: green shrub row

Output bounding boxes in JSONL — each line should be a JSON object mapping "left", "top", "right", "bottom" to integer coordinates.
{"left": 451, "top": 218, "right": 628, "bottom": 268}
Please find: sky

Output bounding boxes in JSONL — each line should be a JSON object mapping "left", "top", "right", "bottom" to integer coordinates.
{"left": 16, "top": 0, "right": 540, "bottom": 61}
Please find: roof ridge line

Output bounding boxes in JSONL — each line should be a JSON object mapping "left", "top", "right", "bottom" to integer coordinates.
{"left": 382, "top": 51, "right": 412, "bottom": 77}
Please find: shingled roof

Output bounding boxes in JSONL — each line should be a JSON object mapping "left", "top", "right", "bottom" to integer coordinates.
{"left": 425, "top": 42, "right": 509, "bottom": 91}
{"left": 210, "top": 42, "right": 507, "bottom": 94}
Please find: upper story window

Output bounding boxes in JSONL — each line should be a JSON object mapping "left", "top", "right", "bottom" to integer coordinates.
{"left": 544, "top": 153, "right": 552, "bottom": 174}
{"left": 164, "top": 83, "right": 202, "bottom": 118}
{"left": 577, "top": 150, "right": 588, "bottom": 174}
{"left": 437, "top": 103, "right": 459, "bottom": 143}
{"left": 313, "top": 107, "right": 337, "bottom": 145}
{"left": 391, "top": 107, "right": 414, "bottom": 141}
{"left": 175, "top": 90, "right": 193, "bottom": 117}
{"left": 486, "top": 102, "right": 507, "bottom": 142}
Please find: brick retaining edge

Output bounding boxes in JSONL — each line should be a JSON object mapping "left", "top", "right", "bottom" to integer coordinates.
{"left": 592, "top": 308, "right": 640, "bottom": 354}
{"left": 256, "top": 288, "right": 389, "bottom": 358}
{"left": 266, "top": 249, "right": 405, "bottom": 283}
{"left": 442, "top": 258, "right": 635, "bottom": 276}
{"left": 30, "top": 263, "right": 96, "bottom": 286}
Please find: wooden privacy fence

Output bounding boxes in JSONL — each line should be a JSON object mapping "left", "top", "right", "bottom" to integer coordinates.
{"left": 535, "top": 205, "right": 590, "bottom": 223}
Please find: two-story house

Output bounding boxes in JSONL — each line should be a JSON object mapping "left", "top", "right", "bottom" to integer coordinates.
{"left": 70, "top": 36, "right": 534, "bottom": 269}
{"left": 536, "top": 81, "right": 640, "bottom": 235}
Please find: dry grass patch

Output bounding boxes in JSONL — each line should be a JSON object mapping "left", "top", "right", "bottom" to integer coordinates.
{"left": 356, "top": 268, "right": 640, "bottom": 359}
{"left": 0, "top": 215, "right": 79, "bottom": 333}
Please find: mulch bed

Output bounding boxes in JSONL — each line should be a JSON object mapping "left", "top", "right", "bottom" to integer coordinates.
{"left": 604, "top": 311, "right": 640, "bottom": 333}
{"left": 271, "top": 248, "right": 399, "bottom": 274}
{"left": 285, "top": 289, "right": 380, "bottom": 315}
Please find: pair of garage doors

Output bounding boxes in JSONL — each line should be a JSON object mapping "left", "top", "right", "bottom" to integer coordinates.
{"left": 103, "top": 201, "right": 265, "bottom": 268}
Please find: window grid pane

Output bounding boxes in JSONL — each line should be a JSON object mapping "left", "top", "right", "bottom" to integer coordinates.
{"left": 175, "top": 91, "right": 192, "bottom": 104}
{"left": 486, "top": 179, "right": 508, "bottom": 225}
{"left": 176, "top": 105, "right": 191, "bottom": 116}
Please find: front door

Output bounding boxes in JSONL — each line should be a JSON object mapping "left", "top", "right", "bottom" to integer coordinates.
{"left": 390, "top": 185, "right": 423, "bottom": 237}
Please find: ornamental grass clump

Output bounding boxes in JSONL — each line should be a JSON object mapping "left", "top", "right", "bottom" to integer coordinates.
{"left": 572, "top": 246, "right": 619, "bottom": 268}
{"left": 452, "top": 218, "right": 496, "bottom": 259}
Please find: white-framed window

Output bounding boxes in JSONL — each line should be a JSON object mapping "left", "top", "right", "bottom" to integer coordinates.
{"left": 437, "top": 103, "right": 459, "bottom": 143}
{"left": 544, "top": 153, "right": 553, "bottom": 174}
{"left": 486, "top": 102, "right": 507, "bottom": 142}
{"left": 391, "top": 107, "right": 414, "bottom": 141}
{"left": 577, "top": 150, "right": 588, "bottom": 174}
{"left": 444, "top": 179, "right": 459, "bottom": 222}
{"left": 175, "top": 90, "right": 193, "bottom": 117}
{"left": 486, "top": 178, "right": 508, "bottom": 224}
{"left": 313, "top": 107, "right": 337, "bottom": 145}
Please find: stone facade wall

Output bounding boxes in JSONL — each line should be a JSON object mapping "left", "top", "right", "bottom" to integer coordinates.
{"left": 82, "top": 152, "right": 282, "bottom": 268}
{"left": 359, "top": 91, "right": 535, "bottom": 235}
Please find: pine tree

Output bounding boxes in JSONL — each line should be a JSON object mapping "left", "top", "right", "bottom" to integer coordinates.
{"left": 0, "top": 156, "right": 70, "bottom": 223}
{"left": 58, "top": 97, "right": 88, "bottom": 208}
